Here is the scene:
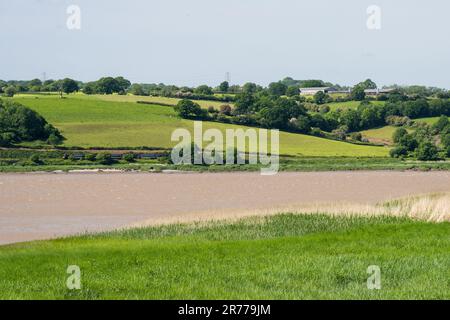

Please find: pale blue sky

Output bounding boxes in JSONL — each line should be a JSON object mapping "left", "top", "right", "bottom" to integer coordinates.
{"left": 0, "top": 0, "right": 449, "bottom": 88}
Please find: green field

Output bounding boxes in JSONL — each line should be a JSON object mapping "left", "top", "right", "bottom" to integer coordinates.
{"left": 415, "top": 117, "right": 440, "bottom": 126}
{"left": 0, "top": 214, "right": 448, "bottom": 299}
{"left": 327, "top": 100, "right": 385, "bottom": 111}
{"left": 361, "top": 117, "right": 441, "bottom": 145}
{"left": 88, "top": 94, "right": 230, "bottom": 109}
{"left": 361, "top": 126, "right": 405, "bottom": 145}
{"left": 11, "top": 94, "right": 389, "bottom": 157}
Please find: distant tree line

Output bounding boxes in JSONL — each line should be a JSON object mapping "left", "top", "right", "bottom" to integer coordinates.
{"left": 2, "top": 76, "right": 448, "bottom": 101}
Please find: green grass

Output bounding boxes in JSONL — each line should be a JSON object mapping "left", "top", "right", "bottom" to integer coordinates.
{"left": 89, "top": 94, "right": 230, "bottom": 109}
{"left": 0, "top": 214, "right": 448, "bottom": 299}
{"left": 10, "top": 94, "right": 388, "bottom": 157}
{"left": 415, "top": 117, "right": 440, "bottom": 126}
{"left": 327, "top": 101, "right": 385, "bottom": 111}
{"left": 361, "top": 116, "right": 442, "bottom": 144}
{"left": 361, "top": 126, "right": 405, "bottom": 145}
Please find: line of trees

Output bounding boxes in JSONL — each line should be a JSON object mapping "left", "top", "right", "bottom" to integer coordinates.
{"left": 2, "top": 77, "right": 448, "bottom": 100}
{"left": 0, "top": 76, "right": 132, "bottom": 97}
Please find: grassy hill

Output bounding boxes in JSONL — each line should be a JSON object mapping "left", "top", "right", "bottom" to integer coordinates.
{"left": 0, "top": 213, "right": 448, "bottom": 299}
{"left": 11, "top": 94, "right": 388, "bottom": 157}
{"left": 88, "top": 94, "right": 229, "bottom": 109}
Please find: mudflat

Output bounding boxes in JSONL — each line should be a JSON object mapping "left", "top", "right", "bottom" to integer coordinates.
{"left": 1, "top": 171, "right": 450, "bottom": 245}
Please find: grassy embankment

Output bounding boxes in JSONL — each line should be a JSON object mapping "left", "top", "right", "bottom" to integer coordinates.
{"left": 0, "top": 193, "right": 449, "bottom": 299}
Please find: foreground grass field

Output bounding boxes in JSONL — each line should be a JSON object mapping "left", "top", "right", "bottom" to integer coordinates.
{"left": 0, "top": 213, "right": 448, "bottom": 300}
{"left": 11, "top": 94, "right": 388, "bottom": 157}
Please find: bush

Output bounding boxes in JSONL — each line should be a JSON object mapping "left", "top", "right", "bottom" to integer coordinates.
{"left": 96, "top": 153, "right": 115, "bottom": 165}
{"left": 174, "top": 99, "right": 207, "bottom": 119}
{"left": 442, "top": 133, "right": 450, "bottom": 149}
{"left": 123, "top": 153, "right": 136, "bottom": 162}
{"left": 216, "top": 114, "right": 230, "bottom": 123}
{"left": 85, "top": 153, "right": 97, "bottom": 161}
{"left": 47, "top": 133, "right": 63, "bottom": 145}
{"left": 207, "top": 106, "right": 217, "bottom": 114}
{"left": 350, "top": 132, "right": 363, "bottom": 141}
{"left": 219, "top": 104, "right": 232, "bottom": 116}
{"left": 331, "top": 128, "right": 347, "bottom": 141}
{"left": 415, "top": 141, "right": 439, "bottom": 161}
{"left": 386, "top": 115, "right": 411, "bottom": 127}
{"left": 289, "top": 116, "right": 311, "bottom": 134}
{"left": 392, "top": 127, "right": 408, "bottom": 143}
{"left": 310, "top": 128, "right": 324, "bottom": 137}
{"left": 30, "top": 154, "right": 42, "bottom": 164}
{"left": 319, "top": 105, "right": 330, "bottom": 114}
{"left": 398, "top": 134, "right": 419, "bottom": 151}
{"left": 432, "top": 115, "right": 449, "bottom": 133}
{"left": 4, "top": 86, "right": 17, "bottom": 97}
{"left": 0, "top": 133, "right": 11, "bottom": 147}
{"left": 68, "top": 153, "right": 82, "bottom": 161}
{"left": 390, "top": 146, "right": 408, "bottom": 158}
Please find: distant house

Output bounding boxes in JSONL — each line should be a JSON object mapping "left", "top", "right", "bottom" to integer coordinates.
{"left": 299, "top": 87, "right": 337, "bottom": 96}
{"left": 364, "top": 88, "right": 395, "bottom": 96}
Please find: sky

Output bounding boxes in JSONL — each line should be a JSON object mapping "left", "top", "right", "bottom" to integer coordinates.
{"left": 0, "top": 0, "right": 449, "bottom": 88}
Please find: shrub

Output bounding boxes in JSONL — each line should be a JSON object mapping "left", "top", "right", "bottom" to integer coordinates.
{"left": 30, "top": 154, "right": 42, "bottom": 164}
{"left": 4, "top": 86, "right": 17, "bottom": 97}
{"left": 398, "top": 134, "right": 419, "bottom": 151}
{"left": 386, "top": 115, "right": 411, "bottom": 127}
{"left": 207, "top": 106, "right": 217, "bottom": 114}
{"left": 331, "top": 128, "right": 347, "bottom": 141}
{"left": 392, "top": 127, "right": 408, "bottom": 143}
{"left": 310, "top": 128, "right": 324, "bottom": 137}
{"left": 219, "top": 104, "right": 232, "bottom": 116}
{"left": 216, "top": 114, "right": 230, "bottom": 123}
{"left": 85, "top": 153, "right": 97, "bottom": 161}
{"left": 350, "top": 132, "right": 363, "bottom": 141}
{"left": 442, "top": 133, "right": 450, "bottom": 148}
{"left": 288, "top": 116, "right": 311, "bottom": 134}
{"left": 319, "top": 105, "right": 330, "bottom": 114}
{"left": 432, "top": 115, "right": 449, "bottom": 133}
{"left": 390, "top": 146, "right": 408, "bottom": 158}
{"left": 96, "top": 153, "right": 114, "bottom": 165}
{"left": 415, "top": 141, "right": 439, "bottom": 161}
{"left": 47, "top": 133, "right": 63, "bottom": 145}
{"left": 68, "top": 153, "right": 82, "bottom": 161}
{"left": 0, "top": 133, "right": 11, "bottom": 147}
{"left": 174, "top": 99, "right": 207, "bottom": 119}
{"left": 123, "top": 153, "right": 136, "bottom": 162}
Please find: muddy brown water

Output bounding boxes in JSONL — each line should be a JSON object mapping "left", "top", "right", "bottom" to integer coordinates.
{"left": 1, "top": 171, "right": 450, "bottom": 245}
